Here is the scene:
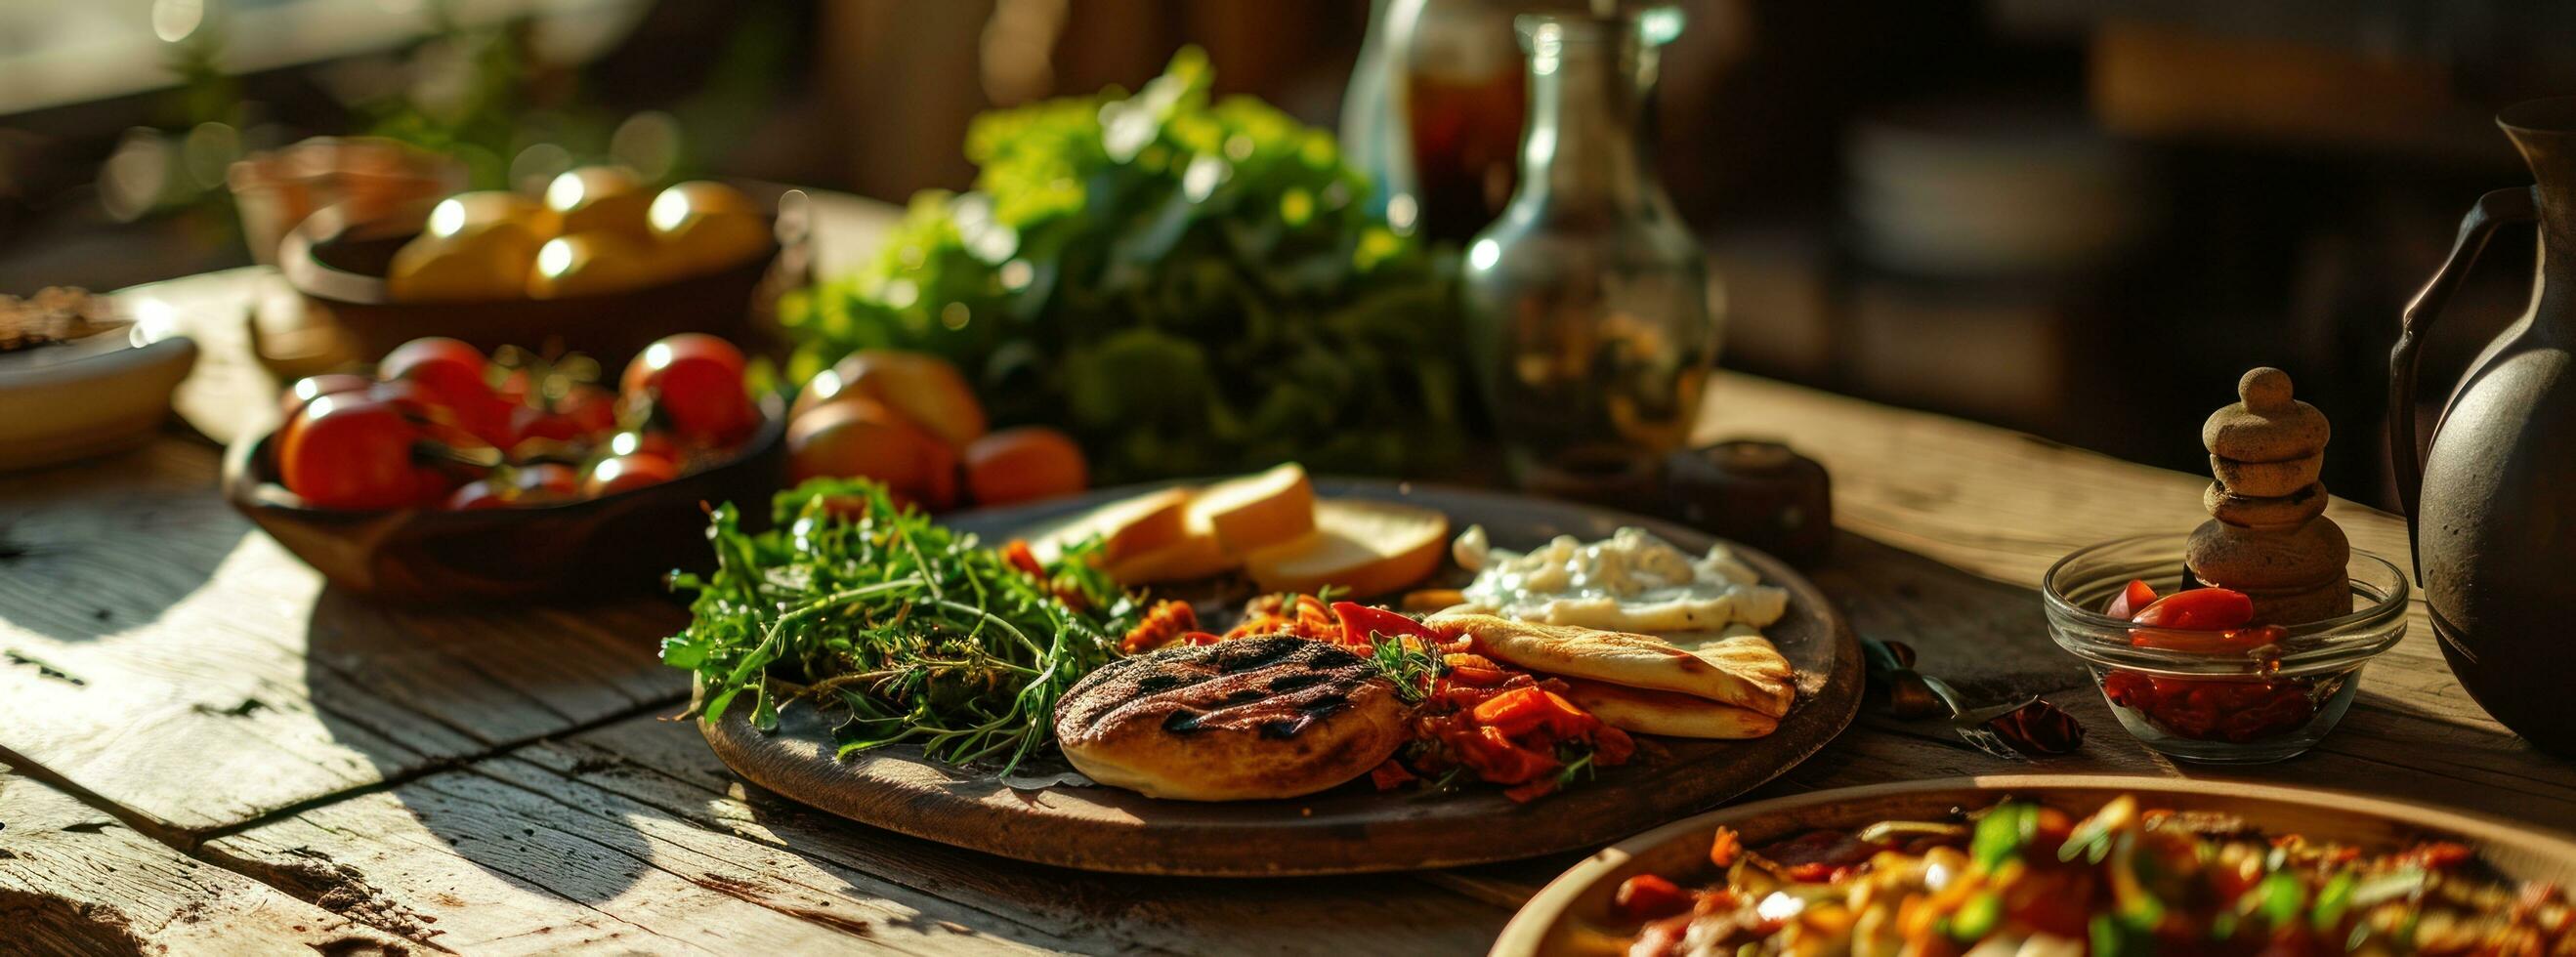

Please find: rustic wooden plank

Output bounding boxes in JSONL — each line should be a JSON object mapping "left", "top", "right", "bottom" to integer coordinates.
{"left": 0, "top": 437, "right": 689, "bottom": 835}
{"left": 509, "top": 715, "right": 1524, "bottom": 956}
{"left": 0, "top": 769, "right": 419, "bottom": 955}
{"left": 194, "top": 757, "right": 1125, "bottom": 955}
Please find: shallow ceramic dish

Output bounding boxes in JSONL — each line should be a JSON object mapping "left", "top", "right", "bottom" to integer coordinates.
{"left": 1492, "top": 774, "right": 2576, "bottom": 957}
{"left": 698, "top": 479, "right": 1864, "bottom": 877}
{"left": 221, "top": 395, "right": 786, "bottom": 602}
{"left": 276, "top": 185, "right": 807, "bottom": 368}
{"left": 0, "top": 312, "right": 196, "bottom": 472}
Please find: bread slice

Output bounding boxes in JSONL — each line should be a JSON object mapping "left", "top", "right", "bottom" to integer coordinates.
{"left": 1243, "top": 500, "right": 1447, "bottom": 599}
{"left": 1104, "top": 522, "right": 1236, "bottom": 584}
{"left": 1040, "top": 487, "right": 1192, "bottom": 566}
{"left": 1188, "top": 463, "right": 1316, "bottom": 555}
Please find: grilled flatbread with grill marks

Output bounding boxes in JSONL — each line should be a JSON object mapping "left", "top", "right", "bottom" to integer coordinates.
{"left": 1557, "top": 678, "right": 1781, "bottom": 739}
{"left": 1054, "top": 636, "right": 1408, "bottom": 801}
{"left": 1429, "top": 612, "right": 1795, "bottom": 718}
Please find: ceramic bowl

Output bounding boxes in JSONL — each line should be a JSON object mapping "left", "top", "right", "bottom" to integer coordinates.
{"left": 2042, "top": 533, "right": 2409, "bottom": 763}
{"left": 274, "top": 186, "right": 808, "bottom": 369}
{"left": 220, "top": 395, "right": 786, "bottom": 603}
{"left": 1492, "top": 774, "right": 2576, "bottom": 957}
{"left": 0, "top": 312, "right": 196, "bottom": 472}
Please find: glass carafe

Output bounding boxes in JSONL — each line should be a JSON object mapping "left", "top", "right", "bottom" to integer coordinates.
{"left": 1461, "top": 8, "right": 1714, "bottom": 497}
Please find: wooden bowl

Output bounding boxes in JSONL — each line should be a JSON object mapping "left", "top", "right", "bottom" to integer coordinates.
{"left": 276, "top": 186, "right": 807, "bottom": 369}
{"left": 220, "top": 395, "right": 787, "bottom": 603}
{"left": 1492, "top": 774, "right": 2576, "bottom": 957}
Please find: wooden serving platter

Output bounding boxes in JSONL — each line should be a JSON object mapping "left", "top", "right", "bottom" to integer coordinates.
{"left": 1492, "top": 774, "right": 2576, "bottom": 957}
{"left": 700, "top": 478, "right": 1863, "bottom": 877}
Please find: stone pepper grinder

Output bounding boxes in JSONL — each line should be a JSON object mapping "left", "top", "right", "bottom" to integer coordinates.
{"left": 2186, "top": 368, "right": 2353, "bottom": 625}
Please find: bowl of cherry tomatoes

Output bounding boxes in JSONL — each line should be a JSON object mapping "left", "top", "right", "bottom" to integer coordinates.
{"left": 223, "top": 333, "right": 784, "bottom": 602}
{"left": 2042, "top": 534, "right": 2409, "bottom": 764}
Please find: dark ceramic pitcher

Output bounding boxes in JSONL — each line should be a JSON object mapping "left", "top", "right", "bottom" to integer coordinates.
{"left": 2391, "top": 97, "right": 2576, "bottom": 757}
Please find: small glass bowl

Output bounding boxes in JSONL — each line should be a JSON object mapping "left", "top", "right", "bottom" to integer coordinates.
{"left": 2042, "top": 534, "right": 2408, "bottom": 764}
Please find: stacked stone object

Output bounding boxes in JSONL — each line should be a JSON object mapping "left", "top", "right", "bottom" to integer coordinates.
{"left": 2185, "top": 368, "right": 2353, "bottom": 625}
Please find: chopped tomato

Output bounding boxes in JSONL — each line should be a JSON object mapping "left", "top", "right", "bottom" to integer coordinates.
{"left": 1710, "top": 827, "right": 1743, "bottom": 867}
{"left": 1001, "top": 540, "right": 1044, "bottom": 577}
{"left": 1615, "top": 874, "right": 1695, "bottom": 922}
{"left": 2106, "top": 578, "right": 2158, "bottom": 618}
{"left": 2130, "top": 587, "right": 2254, "bottom": 631}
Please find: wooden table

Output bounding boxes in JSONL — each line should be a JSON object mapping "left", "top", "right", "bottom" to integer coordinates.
{"left": 7, "top": 271, "right": 2573, "bottom": 955}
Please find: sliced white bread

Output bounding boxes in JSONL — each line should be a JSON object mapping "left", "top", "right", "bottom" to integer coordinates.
{"left": 1243, "top": 499, "right": 1448, "bottom": 599}
{"left": 1105, "top": 516, "right": 1236, "bottom": 584}
{"left": 1187, "top": 463, "right": 1316, "bottom": 554}
{"left": 1037, "top": 487, "right": 1192, "bottom": 566}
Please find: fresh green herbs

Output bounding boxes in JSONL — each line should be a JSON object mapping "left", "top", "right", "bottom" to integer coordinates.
{"left": 778, "top": 48, "right": 1465, "bottom": 482}
{"left": 1368, "top": 633, "right": 1444, "bottom": 705}
{"left": 660, "top": 478, "right": 1140, "bottom": 773}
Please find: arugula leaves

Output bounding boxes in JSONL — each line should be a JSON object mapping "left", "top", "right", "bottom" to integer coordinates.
{"left": 779, "top": 48, "right": 1465, "bottom": 482}
{"left": 661, "top": 479, "right": 1140, "bottom": 773}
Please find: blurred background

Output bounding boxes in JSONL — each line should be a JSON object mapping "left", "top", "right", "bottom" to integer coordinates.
{"left": 6, "top": 0, "right": 2572, "bottom": 507}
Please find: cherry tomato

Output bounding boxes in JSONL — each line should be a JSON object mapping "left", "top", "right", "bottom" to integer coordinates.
{"left": 585, "top": 453, "right": 680, "bottom": 496}
{"left": 379, "top": 337, "right": 512, "bottom": 446}
{"left": 2129, "top": 587, "right": 2254, "bottom": 631}
{"left": 554, "top": 384, "right": 619, "bottom": 437}
{"left": 2105, "top": 578, "right": 2157, "bottom": 619}
{"left": 620, "top": 334, "right": 754, "bottom": 445}
{"left": 443, "top": 478, "right": 513, "bottom": 511}
{"left": 609, "top": 430, "right": 681, "bottom": 464}
{"left": 278, "top": 374, "right": 372, "bottom": 421}
{"left": 279, "top": 395, "right": 445, "bottom": 509}
{"left": 516, "top": 462, "right": 582, "bottom": 498}
{"left": 443, "top": 463, "right": 585, "bottom": 510}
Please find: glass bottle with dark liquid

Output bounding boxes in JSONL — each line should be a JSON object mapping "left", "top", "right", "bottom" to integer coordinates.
{"left": 1404, "top": 3, "right": 1526, "bottom": 244}
{"left": 1462, "top": 8, "right": 1714, "bottom": 503}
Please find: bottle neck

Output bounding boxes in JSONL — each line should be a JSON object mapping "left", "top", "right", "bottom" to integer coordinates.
{"left": 1516, "top": 20, "right": 1658, "bottom": 211}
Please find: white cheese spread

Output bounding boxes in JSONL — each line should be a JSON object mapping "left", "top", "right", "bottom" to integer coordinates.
{"left": 1451, "top": 525, "right": 1788, "bottom": 633}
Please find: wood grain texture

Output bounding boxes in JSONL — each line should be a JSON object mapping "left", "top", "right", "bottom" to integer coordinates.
{"left": 0, "top": 770, "right": 416, "bottom": 955}
{"left": 701, "top": 480, "right": 1863, "bottom": 876}
{"left": 524, "top": 715, "right": 1524, "bottom": 955}
{"left": 0, "top": 438, "right": 688, "bottom": 835}
{"left": 196, "top": 762, "right": 1077, "bottom": 955}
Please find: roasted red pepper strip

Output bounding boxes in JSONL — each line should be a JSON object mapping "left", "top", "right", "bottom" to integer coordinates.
{"left": 1331, "top": 601, "right": 1438, "bottom": 645}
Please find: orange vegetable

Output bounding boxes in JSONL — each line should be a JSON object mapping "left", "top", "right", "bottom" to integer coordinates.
{"left": 1614, "top": 874, "right": 1694, "bottom": 922}
{"left": 1710, "top": 826, "right": 1743, "bottom": 867}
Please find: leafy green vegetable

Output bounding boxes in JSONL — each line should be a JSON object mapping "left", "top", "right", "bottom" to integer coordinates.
{"left": 660, "top": 478, "right": 1140, "bottom": 773}
{"left": 780, "top": 48, "right": 1465, "bottom": 482}
{"left": 2310, "top": 869, "right": 2357, "bottom": 931}
{"left": 1972, "top": 802, "right": 2040, "bottom": 869}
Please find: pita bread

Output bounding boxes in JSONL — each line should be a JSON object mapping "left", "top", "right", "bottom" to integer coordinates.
{"left": 1558, "top": 678, "right": 1780, "bottom": 739}
{"left": 1429, "top": 612, "right": 1795, "bottom": 718}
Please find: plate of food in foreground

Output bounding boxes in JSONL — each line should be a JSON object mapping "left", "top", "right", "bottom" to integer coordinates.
{"left": 670, "top": 468, "right": 1862, "bottom": 876}
{"left": 1493, "top": 774, "right": 2576, "bottom": 957}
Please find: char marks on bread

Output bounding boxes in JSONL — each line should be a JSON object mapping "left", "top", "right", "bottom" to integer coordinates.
{"left": 1054, "top": 636, "right": 1409, "bottom": 801}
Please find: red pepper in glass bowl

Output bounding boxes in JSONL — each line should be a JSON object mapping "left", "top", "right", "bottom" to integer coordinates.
{"left": 2041, "top": 534, "right": 2408, "bottom": 763}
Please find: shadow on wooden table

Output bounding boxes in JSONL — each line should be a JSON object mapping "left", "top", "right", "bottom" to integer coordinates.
{"left": 0, "top": 439, "right": 248, "bottom": 644}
